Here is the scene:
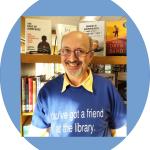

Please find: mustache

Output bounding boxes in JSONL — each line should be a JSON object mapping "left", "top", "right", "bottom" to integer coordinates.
{"left": 65, "top": 60, "right": 82, "bottom": 65}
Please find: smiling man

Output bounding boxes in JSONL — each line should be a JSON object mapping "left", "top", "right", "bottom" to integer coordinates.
{"left": 61, "top": 31, "right": 93, "bottom": 87}
{"left": 31, "top": 31, "right": 126, "bottom": 137}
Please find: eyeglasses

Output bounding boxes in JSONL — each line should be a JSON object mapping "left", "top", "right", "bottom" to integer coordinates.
{"left": 60, "top": 48, "right": 94, "bottom": 57}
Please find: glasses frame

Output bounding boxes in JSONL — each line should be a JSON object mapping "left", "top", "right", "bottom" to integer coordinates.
{"left": 60, "top": 48, "right": 94, "bottom": 57}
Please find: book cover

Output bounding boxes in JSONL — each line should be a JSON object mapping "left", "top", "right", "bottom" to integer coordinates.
{"left": 79, "top": 21, "right": 105, "bottom": 56}
{"left": 106, "top": 20, "right": 127, "bottom": 56}
{"left": 25, "top": 17, "right": 52, "bottom": 54}
{"left": 55, "top": 24, "right": 77, "bottom": 55}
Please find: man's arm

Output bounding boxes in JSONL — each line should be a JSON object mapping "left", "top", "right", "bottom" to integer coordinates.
{"left": 111, "top": 124, "right": 127, "bottom": 137}
{"left": 28, "top": 124, "right": 50, "bottom": 137}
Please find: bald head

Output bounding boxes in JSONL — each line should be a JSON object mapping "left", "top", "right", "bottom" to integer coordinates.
{"left": 61, "top": 31, "right": 92, "bottom": 51}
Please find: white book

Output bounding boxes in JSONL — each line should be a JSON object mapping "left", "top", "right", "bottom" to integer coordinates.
{"left": 55, "top": 24, "right": 77, "bottom": 55}
{"left": 79, "top": 21, "right": 105, "bottom": 56}
{"left": 36, "top": 76, "right": 41, "bottom": 97}
{"left": 25, "top": 17, "right": 51, "bottom": 54}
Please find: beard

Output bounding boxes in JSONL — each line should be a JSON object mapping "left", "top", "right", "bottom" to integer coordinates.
{"left": 64, "top": 60, "right": 83, "bottom": 78}
{"left": 69, "top": 67, "right": 83, "bottom": 77}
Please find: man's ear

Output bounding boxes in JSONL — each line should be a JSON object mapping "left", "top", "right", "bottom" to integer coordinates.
{"left": 88, "top": 52, "right": 94, "bottom": 63}
{"left": 89, "top": 51, "right": 94, "bottom": 58}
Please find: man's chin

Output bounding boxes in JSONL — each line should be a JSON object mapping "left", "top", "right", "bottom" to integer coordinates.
{"left": 67, "top": 68, "right": 83, "bottom": 78}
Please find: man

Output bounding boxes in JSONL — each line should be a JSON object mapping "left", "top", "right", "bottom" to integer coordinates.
{"left": 113, "top": 25, "right": 119, "bottom": 38}
{"left": 30, "top": 31, "right": 126, "bottom": 137}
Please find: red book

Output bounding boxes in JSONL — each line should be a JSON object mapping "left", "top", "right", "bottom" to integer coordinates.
{"left": 28, "top": 77, "right": 33, "bottom": 112}
{"left": 32, "top": 79, "right": 37, "bottom": 112}
{"left": 21, "top": 77, "right": 26, "bottom": 112}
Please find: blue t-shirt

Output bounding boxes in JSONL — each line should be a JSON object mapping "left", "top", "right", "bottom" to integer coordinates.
{"left": 32, "top": 74, "right": 126, "bottom": 137}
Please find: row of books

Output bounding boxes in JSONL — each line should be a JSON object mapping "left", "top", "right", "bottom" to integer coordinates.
{"left": 90, "top": 64, "right": 127, "bottom": 74}
{"left": 21, "top": 17, "right": 127, "bottom": 56}
{"left": 21, "top": 75, "right": 46, "bottom": 113}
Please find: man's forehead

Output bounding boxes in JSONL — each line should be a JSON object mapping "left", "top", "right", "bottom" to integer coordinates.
{"left": 61, "top": 31, "right": 90, "bottom": 50}
{"left": 64, "top": 32, "right": 88, "bottom": 40}
{"left": 62, "top": 37, "right": 89, "bottom": 48}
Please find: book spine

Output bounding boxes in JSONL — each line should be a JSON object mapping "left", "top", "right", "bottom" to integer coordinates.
{"left": 36, "top": 76, "right": 41, "bottom": 97}
{"left": 32, "top": 79, "right": 37, "bottom": 112}
{"left": 28, "top": 77, "right": 33, "bottom": 112}
{"left": 25, "top": 78, "right": 29, "bottom": 112}
{"left": 21, "top": 77, "right": 26, "bottom": 112}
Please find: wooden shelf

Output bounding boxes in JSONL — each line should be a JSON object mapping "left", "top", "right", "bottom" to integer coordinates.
{"left": 21, "top": 54, "right": 127, "bottom": 64}
{"left": 21, "top": 54, "right": 61, "bottom": 63}
{"left": 22, "top": 112, "right": 33, "bottom": 116}
{"left": 91, "top": 56, "right": 127, "bottom": 64}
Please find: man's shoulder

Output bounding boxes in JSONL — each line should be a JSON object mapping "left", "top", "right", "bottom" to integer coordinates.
{"left": 93, "top": 73, "right": 110, "bottom": 83}
{"left": 92, "top": 73, "right": 113, "bottom": 88}
{"left": 41, "top": 74, "right": 64, "bottom": 91}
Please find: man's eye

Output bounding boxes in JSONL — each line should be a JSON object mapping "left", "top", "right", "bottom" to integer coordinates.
{"left": 76, "top": 49, "right": 85, "bottom": 54}
{"left": 64, "top": 49, "right": 71, "bottom": 53}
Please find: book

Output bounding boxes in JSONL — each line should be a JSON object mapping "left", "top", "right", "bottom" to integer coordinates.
{"left": 28, "top": 77, "right": 33, "bottom": 112}
{"left": 79, "top": 21, "right": 105, "bottom": 56}
{"left": 90, "top": 64, "right": 105, "bottom": 73}
{"left": 52, "top": 33, "right": 57, "bottom": 55}
{"left": 20, "top": 37, "right": 25, "bottom": 53}
{"left": 36, "top": 76, "right": 41, "bottom": 97}
{"left": 21, "top": 75, "right": 45, "bottom": 113}
{"left": 21, "top": 77, "right": 26, "bottom": 112}
{"left": 105, "top": 64, "right": 112, "bottom": 74}
{"left": 21, "top": 76, "right": 29, "bottom": 112}
{"left": 32, "top": 79, "right": 37, "bottom": 112}
{"left": 106, "top": 20, "right": 127, "bottom": 56}
{"left": 55, "top": 24, "right": 77, "bottom": 55}
{"left": 111, "top": 64, "right": 126, "bottom": 73}
{"left": 25, "top": 17, "right": 52, "bottom": 54}
{"left": 25, "top": 77, "right": 29, "bottom": 112}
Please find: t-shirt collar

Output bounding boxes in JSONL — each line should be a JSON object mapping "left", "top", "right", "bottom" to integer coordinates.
{"left": 61, "top": 69, "right": 93, "bottom": 93}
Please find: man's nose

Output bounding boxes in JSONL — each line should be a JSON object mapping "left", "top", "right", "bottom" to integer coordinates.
{"left": 68, "top": 51, "right": 78, "bottom": 61}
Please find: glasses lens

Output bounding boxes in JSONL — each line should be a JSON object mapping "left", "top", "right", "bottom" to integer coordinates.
{"left": 74, "top": 49, "right": 85, "bottom": 57}
{"left": 61, "top": 48, "right": 70, "bottom": 56}
{"left": 61, "top": 48, "right": 90, "bottom": 57}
